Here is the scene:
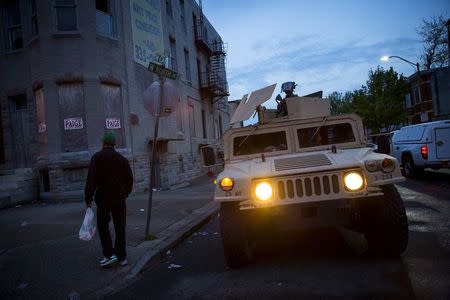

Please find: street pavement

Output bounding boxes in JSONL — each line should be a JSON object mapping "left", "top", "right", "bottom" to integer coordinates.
{"left": 109, "top": 170, "right": 450, "bottom": 300}
{"left": 0, "top": 175, "right": 217, "bottom": 300}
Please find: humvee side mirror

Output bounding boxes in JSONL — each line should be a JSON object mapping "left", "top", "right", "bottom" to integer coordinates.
{"left": 200, "top": 144, "right": 224, "bottom": 167}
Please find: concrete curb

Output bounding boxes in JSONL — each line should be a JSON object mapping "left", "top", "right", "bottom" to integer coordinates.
{"left": 89, "top": 201, "right": 219, "bottom": 299}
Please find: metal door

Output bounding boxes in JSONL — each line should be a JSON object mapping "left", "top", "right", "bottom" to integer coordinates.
{"left": 435, "top": 127, "right": 450, "bottom": 159}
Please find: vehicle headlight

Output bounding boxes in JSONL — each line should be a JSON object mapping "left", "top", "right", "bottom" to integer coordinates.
{"left": 381, "top": 158, "right": 395, "bottom": 173}
{"left": 364, "top": 160, "right": 379, "bottom": 172}
{"left": 254, "top": 182, "right": 273, "bottom": 201}
{"left": 220, "top": 177, "right": 234, "bottom": 191}
{"left": 343, "top": 172, "right": 365, "bottom": 191}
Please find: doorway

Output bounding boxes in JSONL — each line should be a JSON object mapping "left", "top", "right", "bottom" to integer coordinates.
{"left": 9, "top": 94, "right": 30, "bottom": 168}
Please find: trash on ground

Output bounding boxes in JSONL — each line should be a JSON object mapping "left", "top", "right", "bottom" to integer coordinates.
{"left": 213, "top": 232, "right": 219, "bottom": 235}
{"left": 17, "top": 282, "right": 28, "bottom": 289}
{"left": 140, "top": 209, "right": 145, "bottom": 212}
{"left": 166, "top": 250, "right": 172, "bottom": 256}
{"left": 168, "top": 263, "right": 183, "bottom": 270}
{"left": 21, "top": 221, "right": 28, "bottom": 227}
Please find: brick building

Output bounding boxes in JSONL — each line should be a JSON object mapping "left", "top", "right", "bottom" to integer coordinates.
{"left": 405, "top": 67, "right": 450, "bottom": 124}
{"left": 0, "top": 0, "right": 230, "bottom": 206}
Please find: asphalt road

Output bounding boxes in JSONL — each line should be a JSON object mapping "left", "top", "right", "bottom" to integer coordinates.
{"left": 109, "top": 170, "right": 450, "bottom": 300}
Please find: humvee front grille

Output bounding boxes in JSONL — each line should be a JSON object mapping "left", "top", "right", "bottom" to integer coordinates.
{"left": 276, "top": 174, "right": 340, "bottom": 200}
{"left": 274, "top": 154, "right": 332, "bottom": 171}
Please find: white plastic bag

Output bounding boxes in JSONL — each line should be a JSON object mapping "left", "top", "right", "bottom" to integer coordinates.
{"left": 79, "top": 207, "right": 96, "bottom": 241}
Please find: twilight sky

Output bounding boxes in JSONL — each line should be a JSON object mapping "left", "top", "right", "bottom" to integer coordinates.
{"left": 201, "top": 0, "right": 449, "bottom": 106}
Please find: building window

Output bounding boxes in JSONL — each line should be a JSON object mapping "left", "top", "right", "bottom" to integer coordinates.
{"left": 176, "top": 100, "right": 184, "bottom": 134}
{"left": 10, "top": 94, "right": 28, "bottom": 111}
{"left": 3, "top": 0, "right": 23, "bottom": 51}
{"left": 53, "top": 0, "right": 78, "bottom": 32}
{"left": 101, "top": 84, "right": 124, "bottom": 148}
{"left": 58, "top": 83, "right": 87, "bottom": 152}
{"left": 28, "top": 0, "right": 38, "bottom": 37}
{"left": 169, "top": 37, "right": 177, "bottom": 71}
{"left": 201, "top": 109, "right": 207, "bottom": 139}
{"left": 96, "top": 0, "right": 116, "bottom": 37}
{"left": 179, "top": 0, "right": 186, "bottom": 32}
{"left": 192, "top": 13, "right": 197, "bottom": 38}
{"left": 165, "top": 0, "right": 172, "bottom": 16}
{"left": 184, "top": 48, "right": 191, "bottom": 84}
{"left": 219, "top": 114, "right": 223, "bottom": 137}
{"left": 197, "top": 59, "right": 202, "bottom": 88}
{"left": 413, "top": 86, "right": 421, "bottom": 104}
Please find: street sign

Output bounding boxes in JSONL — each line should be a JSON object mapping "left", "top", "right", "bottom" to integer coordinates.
{"left": 148, "top": 62, "right": 178, "bottom": 80}
{"left": 143, "top": 80, "right": 179, "bottom": 117}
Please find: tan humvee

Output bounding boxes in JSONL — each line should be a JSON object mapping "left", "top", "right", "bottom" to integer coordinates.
{"left": 204, "top": 86, "right": 408, "bottom": 268}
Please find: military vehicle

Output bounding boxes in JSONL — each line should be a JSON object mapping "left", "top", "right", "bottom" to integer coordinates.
{"left": 203, "top": 83, "right": 408, "bottom": 268}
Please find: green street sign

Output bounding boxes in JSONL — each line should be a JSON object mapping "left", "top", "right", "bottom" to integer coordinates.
{"left": 148, "top": 62, "right": 178, "bottom": 80}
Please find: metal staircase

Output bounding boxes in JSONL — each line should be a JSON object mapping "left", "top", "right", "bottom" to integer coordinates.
{"left": 194, "top": 1, "right": 229, "bottom": 100}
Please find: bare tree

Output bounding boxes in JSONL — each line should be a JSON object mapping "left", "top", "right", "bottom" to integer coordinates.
{"left": 417, "top": 14, "right": 448, "bottom": 69}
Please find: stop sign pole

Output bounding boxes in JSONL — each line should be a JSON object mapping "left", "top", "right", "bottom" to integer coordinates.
{"left": 144, "top": 61, "right": 178, "bottom": 239}
{"left": 144, "top": 74, "right": 162, "bottom": 239}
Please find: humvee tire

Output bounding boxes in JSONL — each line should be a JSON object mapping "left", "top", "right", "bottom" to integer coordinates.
{"left": 219, "top": 202, "right": 250, "bottom": 268}
{"left": 364, "top": 185, "right": 409, "bottom": 257}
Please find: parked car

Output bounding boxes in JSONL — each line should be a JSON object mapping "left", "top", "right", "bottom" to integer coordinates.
{"left": 390, "top": 120, "right": 450, "bottom": 177}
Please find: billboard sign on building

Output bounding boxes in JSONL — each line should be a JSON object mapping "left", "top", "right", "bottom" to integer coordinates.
{"left": 130, "top": 0, "right": 164, "bottom": 68}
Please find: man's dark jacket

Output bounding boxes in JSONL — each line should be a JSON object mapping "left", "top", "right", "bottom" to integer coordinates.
{"left": 85, "top": 147, "right": 133, "bottom": 207}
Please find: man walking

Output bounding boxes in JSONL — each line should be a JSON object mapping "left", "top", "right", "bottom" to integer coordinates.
{"left": 85, "top": 132, "right": 133, "bottom": 267}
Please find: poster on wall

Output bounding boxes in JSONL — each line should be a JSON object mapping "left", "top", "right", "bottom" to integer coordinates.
{"left": 64, "top": 118, "right": 84, "bottom": 130}
{"left": 130, "top": 0, "right": 165, "bottom": 68}
{"left": 105, "top": 118, "right": 121, "bottom": 129}
{"left": 38, "top": 122, "right": 47, "bottom": 133}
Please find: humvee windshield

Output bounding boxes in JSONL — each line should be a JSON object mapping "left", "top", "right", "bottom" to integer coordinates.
{"left": 233, "top": 131, "right": 287, "bottom": 156}
{"left": 297, "top": 123, "right": 355, "bottom": 148}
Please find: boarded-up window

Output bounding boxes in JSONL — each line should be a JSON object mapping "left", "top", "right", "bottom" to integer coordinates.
{"left": 34, "top": 88, "right": 48, "bottom": 154}
{"left": 102, "top": 84, "right": 124, "bottom": 148}
{"left": 58, "top": 83, "right": 88, "bottom": 152}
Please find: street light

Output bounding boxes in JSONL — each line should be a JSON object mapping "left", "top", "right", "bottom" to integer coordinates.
{"left": 380, "top": 55, "right": 420, "bottom": 73}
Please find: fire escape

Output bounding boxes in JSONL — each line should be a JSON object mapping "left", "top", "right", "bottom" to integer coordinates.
{"left": 194, "top": 2, "right": 229, "bottom": 100}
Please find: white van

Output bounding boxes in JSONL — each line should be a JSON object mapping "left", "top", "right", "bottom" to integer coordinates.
{"left": 391, "top": 120, "right": 450, "bottom": 177}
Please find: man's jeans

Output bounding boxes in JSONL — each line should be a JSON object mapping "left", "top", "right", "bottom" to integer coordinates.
{"left": 97, "top": 202, "right": 127, "bottom": 260}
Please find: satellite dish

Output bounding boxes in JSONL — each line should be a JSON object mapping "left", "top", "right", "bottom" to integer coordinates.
{"left": 230, "top": 84, "right": 277, "bottom": 124}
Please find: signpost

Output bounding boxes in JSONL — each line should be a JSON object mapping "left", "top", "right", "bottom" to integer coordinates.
{"left": 143, "top": 59, "right": 178, "bottom": 239}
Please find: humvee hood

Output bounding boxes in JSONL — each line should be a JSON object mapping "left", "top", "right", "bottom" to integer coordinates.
{"left": 225, "top": 148, "right": 380, "bottom": 179}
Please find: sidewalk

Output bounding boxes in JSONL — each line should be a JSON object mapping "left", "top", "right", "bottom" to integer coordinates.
{"left": 0, "top": 175, "right": 218, "bottom": 299}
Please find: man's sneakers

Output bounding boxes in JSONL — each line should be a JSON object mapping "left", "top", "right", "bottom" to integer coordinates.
{"left": 99, "top": 255, "right": 118, "bottom": 268}
{"left": 119, "top": 259, "right": 128, "bottom": 266}
{"left": 99, "top": 255, "right": 128, "bottom": 268}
